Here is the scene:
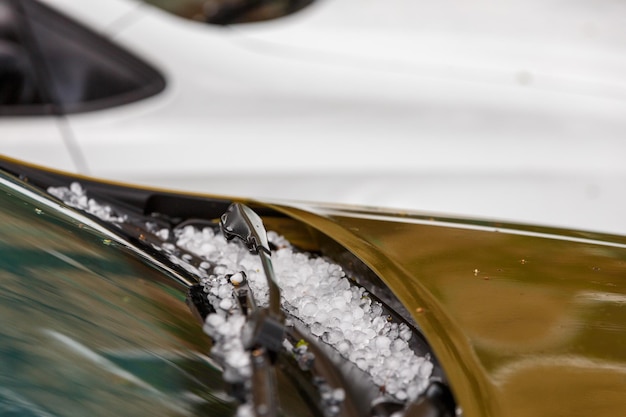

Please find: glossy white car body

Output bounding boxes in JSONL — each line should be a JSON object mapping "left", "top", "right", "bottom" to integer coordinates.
{"left": 3, "top": 0, "right": 626, "bottom": 234}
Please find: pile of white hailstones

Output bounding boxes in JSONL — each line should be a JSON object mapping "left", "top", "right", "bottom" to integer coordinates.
{"left": 48, "top": 183, "right": 433, "bottom": 402}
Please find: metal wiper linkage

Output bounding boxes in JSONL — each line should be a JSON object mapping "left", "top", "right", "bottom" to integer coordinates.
{"left": 221, "top": 203, "right": 282, "bottom": 321}
{"left": 220, "top": 203, "right": 285, "bottom": 416}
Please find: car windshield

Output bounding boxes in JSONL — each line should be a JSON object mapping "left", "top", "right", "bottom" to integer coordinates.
{"left": 142, "top": 0, "right": 314, "bottom": 25}
{"left": 0, "top": 173, "right": 236, "bottom": 416}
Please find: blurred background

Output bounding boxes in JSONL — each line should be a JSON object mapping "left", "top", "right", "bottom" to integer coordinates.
{"left": 2, "top": 0, "right": 626, "bottom": 234}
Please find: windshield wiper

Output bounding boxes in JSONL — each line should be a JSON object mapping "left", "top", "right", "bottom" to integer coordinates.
{"left": 221, "top": 203, "right": 366, "bottom": 417}
{"left": 221, "top": 203, "right": 283, "bottom": 322}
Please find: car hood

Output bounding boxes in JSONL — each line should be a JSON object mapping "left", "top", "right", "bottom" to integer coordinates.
{"left": 267, "top": 203, "right": 626, "bottom": 417}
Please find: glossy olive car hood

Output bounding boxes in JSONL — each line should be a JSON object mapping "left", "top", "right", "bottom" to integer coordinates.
{"left": 269, "top": 203, "right": 626, "bottom": 417}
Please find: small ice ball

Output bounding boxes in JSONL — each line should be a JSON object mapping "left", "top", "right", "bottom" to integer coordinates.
{"left": 352, "top": 307, "right": 364, "bottom": 320}
{"left": 385, "top": 379, "right": 400, "bottom": 395}
{"left": 418, "top": 360, "right": 434, "bottom": 379}
{"left": 371, "top": 316, "right": 387, "bottom": 333}
{"left": 301, "top": 302, "right": 317, "bottom": 317}
{"left": 200, "top": 242, "right": 216, "bottom": 253}
{"left": 333, "top": 388, "right": 346, "bottom": 402}
{"left": 336, "top": 277, "right": 350, "bottom": 289}
{"left": 399, "top": 324, "right": 413, "bottom": 341}
{"left": 219, "top": 298, "right": 233, "bottom": 311}
{"left": 395, "top": 390, "right": 408, "bottom": 401}
{"left": 204, "top": 313, "right": 224, "bottom": 330}
{"left": 297, "top": 264, "right": 313, "bottom": 277}
{"left": 330, "top": 296, "right": 345, "bottom": 309}
{"left": 336, "top": 340, "right": 351, "bottom": 355}
{"left": 374, "top": 335, "right": 391, "bottom": 351}
{"left": 348, "top": 348, "right": 363, "bottom": 363}
{"left": 352, "top": 331, "right": 369, "bottom": 347}
{"left": 355, "top": 358, "right": 368, "bottom": 371}
{"left": 314, "top": 309, "right": 329, "bottom": 323}
{"left": 406, "top": 384, "right": 421, "bottom": 401}
{"left": 337, "top": 320, "right": 352, "bottom": 334}
{"left": 387, "top": 324, "right": 399, "bottom": 340}
{"left": 236, "top": 404, "right": 254, "bottom": 417}
{"left": 322, "top": 330, "right": 343, "bottom": 345}
{"left": 384, "top": 356, "right": 400, "bottom": 370}
{"left": 70, "top": 182, "right": 83, "bottom": 194}
{"left": 391, "top": 338, "right": 408, "bottom": 352}
{"left": 156, "top": 229, "right": 170, "bottom": 240}
{"left": 214, "top": 266, "right": 227, "bottom": 275}
{"left": 371, "top": 303, "right": 383, "bottom": 317}
{"left": 217, "top": 285, "right": 232, "bottom": 299}
{"left": 398, "top": 364, "right": 416, "bottom": 381}
{"left": 328, "top": 308, "right": 344, "bottom": 322}
{"left": 230, "top": 272, "right": 244, "bottom": 285}
{"left": 310, "top": 322, "right": 324, "bottom": 337}
{"left": 227, "top": 349, "right": 250, "bottom": 369}
{"left": 362, "top": 327, "right": 376, "bottom": 340}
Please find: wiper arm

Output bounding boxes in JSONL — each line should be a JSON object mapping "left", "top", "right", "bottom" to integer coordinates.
{"left": 220, "top": 204, "right": 285, "bottom": 416}
{"left": 221, "top": 203, "right": 282, "bottom": 320}
{"left": 220, "top": 203, "right": 285, "bottom": 354}
{"left": 221, "top": 204, "right": 361, "bottom": 417}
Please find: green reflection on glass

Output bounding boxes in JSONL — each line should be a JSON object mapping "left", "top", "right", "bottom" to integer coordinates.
{"left": 0, "top": 178, "right": 236, "bottom": 416}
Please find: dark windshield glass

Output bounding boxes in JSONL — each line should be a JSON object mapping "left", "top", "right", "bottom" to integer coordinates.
{"left": 143, "top": 0, "right": 314, "bottom": 25}
{"left": 0, "top": 174, "right": 236, "bottom": 416}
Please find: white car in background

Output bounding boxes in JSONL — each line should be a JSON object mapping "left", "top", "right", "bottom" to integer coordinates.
{"left": 2, "top": 0, "right": 626, "bottom": 234}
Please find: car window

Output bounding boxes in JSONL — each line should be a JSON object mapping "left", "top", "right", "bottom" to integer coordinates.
{"left": 0, "top": 0, "right": 49, "bottom": 113}
{"left": 0, "top": 0, "right": 165, "bottom": 116}
{"left": 0, "top": 174, "right": 236, "bottom": 416}
{"left": 143, "top": 0, "right": 314, "bottom": 25}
